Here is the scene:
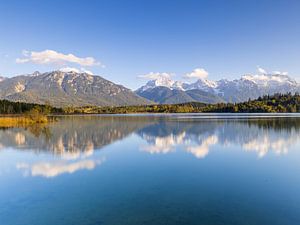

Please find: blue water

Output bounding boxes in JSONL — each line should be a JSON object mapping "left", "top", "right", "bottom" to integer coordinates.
{"left": 1, "top": 114, "right": 300, "bottom": 225}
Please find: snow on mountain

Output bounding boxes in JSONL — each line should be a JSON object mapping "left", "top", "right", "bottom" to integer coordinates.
{"left": 137, "top": 73, "right": 300, "bottom": 103}
{"left": 30, "top": 71, "right": 41, "bottom": 77}
{"left": 0, "top": 70, "right": 151, "bottom": 107}
{"left": 0, "top": 76, "right": 6, "bottom": 82}
{"left": 14, "top": 82, "right": 25, "bottom": 93}
{"left": 184, "top": 78, "right": 218, "bottom": 92}
{"left": 241, "top": 74, "right": 297, "bottom": 87}
{"left": 139, "top": 76, "right": 185, "bottom": 91}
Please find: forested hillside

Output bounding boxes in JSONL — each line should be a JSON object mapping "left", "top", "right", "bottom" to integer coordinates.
{"left": 1, "top": 93, "right": 299, "bottom": 114}
{"left": 204, "top": 93, "right": 300, "bottom": 113}
{"left": 69, "top": 93, "right": 300, "bottom": 114}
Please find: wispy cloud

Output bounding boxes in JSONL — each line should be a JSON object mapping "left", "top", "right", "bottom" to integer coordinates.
{"left": 138, "top": 72, "right": 173, "bottom": 80}
{"left": 80, "top": 68, "right": 94, "bottom": 75}
{"left": 59, "top": 67, "right": 94, "bottom": 75}
{"left": 271, "top": 70, "right": 288, "bottom": 75}
{"left": 257, "top": 66, "right": 289, "bottom": 76}
{"left": 2, "top": 53, "right": 9, "bottom": 58}
{"left": 59, "top": 67, "right": 81, "bottom": 73}
{"left": 16, "top": 49, "right": 101, "bottom": 67}
{"left": 184, "top": 68, "right": 208, "bottom": 79}
{"left": 257, "top": 66, "right": 267, "bottom": 74}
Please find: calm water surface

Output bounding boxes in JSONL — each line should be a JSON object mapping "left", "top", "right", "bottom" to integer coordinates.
{"left": 1, "top": 114, "right": 300, "bottom": 225}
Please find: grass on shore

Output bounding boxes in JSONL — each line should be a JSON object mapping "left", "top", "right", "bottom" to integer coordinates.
{"left": 0, "top": 106, "right": 50, "bottom": 127}
{"left": 0, "top": 116, "right": 48, "bottom": 128}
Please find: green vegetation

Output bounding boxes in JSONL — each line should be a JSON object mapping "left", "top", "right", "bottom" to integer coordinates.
{"left": 0, "top": 93, "right": 300, "bottom": 116}
{"left": 63, "top": 102, "right": 207, "bottom": 114}
{"left": 0, "top": 99, "right": 62, "bottom": 114}
{"left": 0, "top": 100, "right": 62, "bottom": 127}
{"left": 67, "top": 93, "right": 300, "bottom": 114}
{"left": 202, "top": 93, "right": 300, "bottom": 113}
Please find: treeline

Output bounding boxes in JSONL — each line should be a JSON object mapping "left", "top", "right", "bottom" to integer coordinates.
{"left": 68, "top": 93, "right": 300, "bottom": 114}
{"left": 202, "top": 93, "right": 300, "bottom": 113}
{"left": 0, "top": 99, "right": 63, "bottom": 114}
{"left": 1, "top": 93, "right": 300, "bottom": 114}
{"left": 64, "top": 102, "right": 207, "bottom": 114}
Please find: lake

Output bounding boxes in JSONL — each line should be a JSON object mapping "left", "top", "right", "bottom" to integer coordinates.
{"left": 1, "top": 114, "right": 300, "bottom": 225}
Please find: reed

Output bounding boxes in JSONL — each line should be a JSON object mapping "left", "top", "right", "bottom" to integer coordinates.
{"left": 0, "top": 115, "right": 48, "bottom": 127}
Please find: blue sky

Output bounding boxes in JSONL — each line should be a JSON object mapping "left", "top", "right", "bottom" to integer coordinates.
{"left": 1, "top": 0, "right": 300, "bottom": 89}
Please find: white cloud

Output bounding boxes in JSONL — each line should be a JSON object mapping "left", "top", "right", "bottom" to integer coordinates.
{"left": 257, "top": 66, "right": 289, "bottom": 76}
{"left": 257, "top": 66, "right": 267, "bottom": 74}
{"left": 16, "top": 49, "right": 101, "bottom": 67}
{"left": 59, "top": 67, "right": 80, "bottom": 73}
{"left": 81, "top": 68, "right": 94, "bottom": 75}
{"left": 184, "top": 68, "right": 208, "bottom": 79}
{"left": 271, "top": 71, "right": 288, "bottom": 76}
{"left": 59, "top": 67, "right": 94, "bottom": 75}
{"left": 138, "top": 72, "right": 172, "bottom": 80}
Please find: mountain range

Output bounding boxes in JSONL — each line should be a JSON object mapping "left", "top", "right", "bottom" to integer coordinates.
{"left": 0, "top": 71, "right": 150, "bottom": 107}
{"left": 0, "top": 70, "right": 299, "bottom": 107}
{"left": 136, "top": 73, "right": 299, "bottom": 103}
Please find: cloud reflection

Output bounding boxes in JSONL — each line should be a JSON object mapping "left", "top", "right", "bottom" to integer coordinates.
{"left": 17, "top": 158, "right": 105, "bottom": 178}
{"left": 141, "top": 132, "right": 186, "bottom": 154}
{"left": 186, "top": 135, "right": 218, "bottom": 158}
{"left": 137, "top": 119, "right": 300, "bottom": 159}
{"left": 0, "top": 116, "right": 299, "bottom": 166}
{"left": 243, "top": 136, "right": 291, "bottom": 158}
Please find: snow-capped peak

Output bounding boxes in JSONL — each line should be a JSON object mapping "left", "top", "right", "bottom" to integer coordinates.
{"left": 137, "top": 72, "right": 300, "bottom": 103}
{"left": 31, "top": 71, "right": 41, "bottom": 77}
{"left": 183, "top": 78, "right": 217, "bottom": 92}
{"left": 138, "top": 76, "right": 186, "bottom": 91}
{"left": 153, "top": 75, "right": 175, "bottom": 87}
{"left": 0, "top": 76, "right": 6, "bottom": 82}
{"left": 22, "top": 71, "right": 41, "bottom": 77}
{"left": 242, "top": 74, "right": 297, "bottom": 86}
{"left": 194, "top": 78, "right": 218, "bottom": 88}
{"left": 173, "top": 81, "right": 185, "bottom": 90}
{"left": 138, "top": 75, "right": 219, "bottom": 92}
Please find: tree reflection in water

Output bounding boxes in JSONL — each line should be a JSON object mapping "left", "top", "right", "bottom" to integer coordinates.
{"left": 0, "top": 115, "right": 299, "bottom": 177}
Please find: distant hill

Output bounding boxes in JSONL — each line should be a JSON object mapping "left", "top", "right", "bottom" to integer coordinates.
{"left": 0, "top": 71, "right": 151, "bottom": 107}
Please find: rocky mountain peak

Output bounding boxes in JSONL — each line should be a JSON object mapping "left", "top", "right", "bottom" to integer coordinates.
{"left": 0, "top": 71, "right": 150, "bottom": 107}
{"left": 137, "top": 73, "right": 300, "bottom": 103}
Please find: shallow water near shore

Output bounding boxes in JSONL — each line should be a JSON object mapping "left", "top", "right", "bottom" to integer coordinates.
{"left": 1, "top": 114, "right": 300, "bottom": 225}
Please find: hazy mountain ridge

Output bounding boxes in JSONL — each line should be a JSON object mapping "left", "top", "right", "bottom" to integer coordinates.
{"left": 0, "top": 71, "right": 151, "bottom": 107}
{"left": 136, "top": 73, "right": 300, "bottom": 103}
{"left": 136, "top": 86, "right": 224, "bottom": 104}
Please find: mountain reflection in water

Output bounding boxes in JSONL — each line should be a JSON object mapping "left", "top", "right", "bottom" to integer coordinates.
{"left": 138, "top": 118, "right": 300, "bottom": 158}
{"left": 0, "top": 115, "right": 300, "bottom": 177}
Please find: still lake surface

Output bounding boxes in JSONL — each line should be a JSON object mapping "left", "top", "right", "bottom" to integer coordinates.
{"left": 1, "top": 114, "right": 300, "bottom": 225}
